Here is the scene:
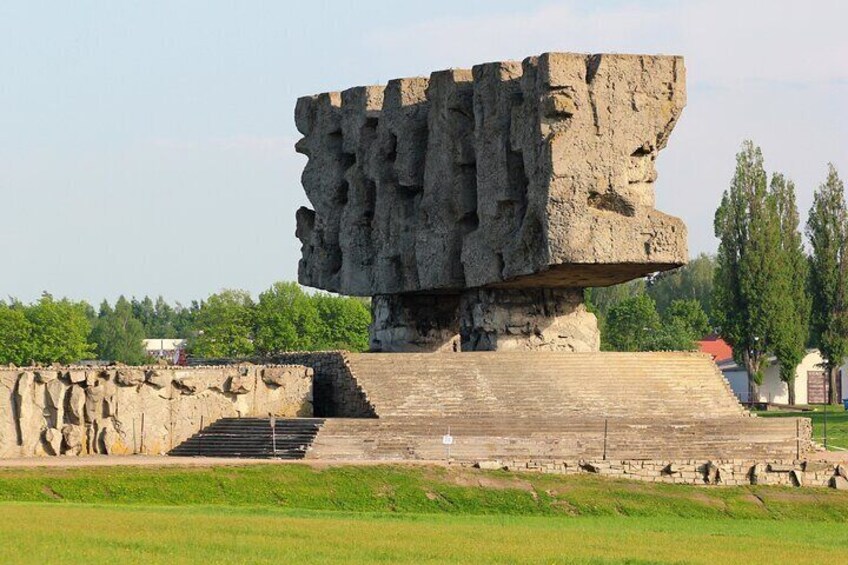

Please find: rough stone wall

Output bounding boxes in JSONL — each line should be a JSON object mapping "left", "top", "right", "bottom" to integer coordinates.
{"left": 295, "top": 52, "right": 687, "bottom": 296}
{"left": 270, "top": 352, "right": 376, "bottom": 418}
{"left": 459, "top": 288, "right": 599, "bottom": 352}
{"left": 0, "top": 365, "right": 313, "bottom": 458}
{"left": 472, "top": 455, "right": 848, "bottom": 489}
{"left": 370, "top": 294, "right": 461, "bottom": 353}
{"left": 368, "top": 289, "right": 599, "bottom": 352}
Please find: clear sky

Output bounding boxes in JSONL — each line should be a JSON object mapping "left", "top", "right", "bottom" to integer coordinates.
{"left": 1, "top": 0, "right": 846, "bottom": 304}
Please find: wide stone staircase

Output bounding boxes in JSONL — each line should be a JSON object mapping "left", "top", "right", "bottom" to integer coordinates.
{"left": 343, "top": 352, "right": 749, "bottom": 419}
{"left": 169, "top": 417, "right": 325, "bottom": 459}
{"left": 304, "top": 352, "right": 811, "bottom": 461}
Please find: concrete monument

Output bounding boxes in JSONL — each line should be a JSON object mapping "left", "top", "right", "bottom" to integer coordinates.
{"left": 295, "top": 52, "right": 687, "bottom": 352}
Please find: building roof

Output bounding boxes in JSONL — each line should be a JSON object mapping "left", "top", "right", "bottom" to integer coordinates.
{"left": 697, "top": 335, "right": 733, "bottom": 363}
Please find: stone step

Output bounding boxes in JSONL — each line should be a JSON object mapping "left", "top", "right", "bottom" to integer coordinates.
{"left": 343, "top": 351, "right": 747, "bottom": 419}
{"left": 168, "top": 417, "right": 325, "bottom": 459}
{"left": 305, "top": 412, "right": 806, "bottom": 462}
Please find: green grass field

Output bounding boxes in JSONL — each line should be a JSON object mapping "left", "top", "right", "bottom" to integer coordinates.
{"left": 1, "top": 464, "right": 848, "bottom": 564}
{"left": 758, "top": 404, "right": 848, "bottom": 450}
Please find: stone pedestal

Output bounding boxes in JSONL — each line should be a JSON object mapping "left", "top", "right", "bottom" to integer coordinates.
{"left": 459, "top": 288, "right": 599, "bottom": 352}
{"left": 369, "top": 288, "right": 599, "bottom": 352}
{"left": 369, "top": 294, "right": 461, "bottom": 353}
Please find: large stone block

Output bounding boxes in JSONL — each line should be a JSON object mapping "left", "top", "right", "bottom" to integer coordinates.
{"left": 294, "top": 52, "right": 687, "bottom": 352}
{"left": 294, "top": 52, "right": 687, "bottom": 296}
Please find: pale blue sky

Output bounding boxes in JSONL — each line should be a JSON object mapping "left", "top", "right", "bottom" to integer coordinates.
{"left": 1, "top": 1, "right": 846, "bottom": 304}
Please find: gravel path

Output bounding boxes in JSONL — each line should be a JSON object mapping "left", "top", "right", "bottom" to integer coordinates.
{"left": 0, "top": 455, "right": 447, "bottom": 468}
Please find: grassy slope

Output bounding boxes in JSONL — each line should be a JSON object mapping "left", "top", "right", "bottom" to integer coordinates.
{"left": 2, "top": 463, "right": 848, "bottom": 519}
{"left": 2, "top": 464, "right": 848, "bottom": 564}
{"left": 758, "top": 405, "right": 848, "bottom": 450}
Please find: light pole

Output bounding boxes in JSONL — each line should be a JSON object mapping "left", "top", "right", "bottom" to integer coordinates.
{"left": 823, "top": 393, "right": 828, "bottom": 450}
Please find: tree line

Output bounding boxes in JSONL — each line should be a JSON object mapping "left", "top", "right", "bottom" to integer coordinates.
{"left": 586, "top": 253, "right": 715, "bottom": 353}
{"left": 715, "top": 142, "right": 845, "bottom": 405}
{"left": 0, "top": 282, "right": 371, "bottom": 366}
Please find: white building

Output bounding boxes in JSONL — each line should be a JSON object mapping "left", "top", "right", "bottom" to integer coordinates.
{"left": 143, "top": 338, "right": 186, "bottom": 365}
{"left": 719, "top": 350, "right": 848, "bottom": 405}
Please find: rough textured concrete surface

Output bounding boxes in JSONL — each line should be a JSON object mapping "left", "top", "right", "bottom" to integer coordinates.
{"left": 459, "top": 288, "right": 599, "bottom": 352}
{"left": 0, "top": 365, "right": 313, "bottom": 458}
{"left": 295, "top": 52, "right": 687, "bottom": 351}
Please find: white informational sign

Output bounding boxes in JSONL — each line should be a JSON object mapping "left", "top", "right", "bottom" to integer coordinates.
{"left": 442, "top": 434, "right": 453, "bottom": 445}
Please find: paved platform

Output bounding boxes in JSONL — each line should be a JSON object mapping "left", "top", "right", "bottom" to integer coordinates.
{"left": 0, "top": 455, "right": 447, "bottom": 469}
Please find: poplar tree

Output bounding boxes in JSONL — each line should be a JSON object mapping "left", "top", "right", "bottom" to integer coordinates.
{"left": 713, "top": 141, "right": 782, "bottom": 401}
{"left": 807, "top": 164, "right": 848, "bottom": 405}
{"left": 770, "top": 173, "right": 810, "bottom": 405}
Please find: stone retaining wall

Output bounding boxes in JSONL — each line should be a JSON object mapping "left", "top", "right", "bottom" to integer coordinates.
{"left": 0, "top": 365, "right": 313, "bottom": 458}
{"left": 472, "top": 457, "right": 848, "bottom": 489}
{"left": 270, "top": 352, "right": 375, "bottom": 418}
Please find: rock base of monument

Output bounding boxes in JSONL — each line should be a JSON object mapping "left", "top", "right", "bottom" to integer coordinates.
{"left": 459, "top": 288, "right": 600, "bottom": 351}
{"left": 369, "top": 288, "right": 600, "bottom": 352}
{"left": 369, "top": 294, "right": 462, "bottom": 353}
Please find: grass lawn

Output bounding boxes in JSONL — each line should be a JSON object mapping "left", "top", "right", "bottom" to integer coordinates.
{"left": 1, "top": 464, "right": 848, "bottom": 563}
{"left": 2, "top": 502, "right": 847, "bottom": 564}
{"left": 757, "top": 404, "right": 848, "bottom": 450}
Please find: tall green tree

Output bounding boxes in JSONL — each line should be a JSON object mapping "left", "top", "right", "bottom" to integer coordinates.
{"left": 0, "top": 303, "right": 33, "bottom": 365}
{"left": 313, "top": 294, "right": 371, "bottom": 351}
{"left": 713, "top": 141, "right": 783, "bottom": 401}
{"left": 91, "top": 297, "right": 148, "bottom": 365}
{"left": 131, "top": 295, "right": 182, "bottom": 338}
{"left": 603, "top": 294, "right": 662, "bottom": 351}
{"left": 254, "top": 282, "right": 320, "bottom": 356}
{"left": 131, "top": 296, "right": 156, "bottom": 334}
{"left": 189, "top": 289, "right": 255, "bottom": 358}
{"left": 172, "top": 301, "right": 199, "bottom": 337}
{"left": 152, "top": 296, "right": 177, "bottom": 337}
{"left": 770, "top": 173, "right": 810, "bottom": 405}
{"left": 603, "top": 294, "right": 707, "bottom": 352}
{"left": 647, "top": 254, "right": 716, "bottom": 324}
{"left": 665, "top": 299, "right": 711, "bottom": 340}
{"left": 586, "top": 279, "right": 646, "bottom": 336}
{"left": 25, "top": 293, "right": 95, "bottom": 364}
{"left": 586, "top": 280, "right": 646, "bottom": 319}
{"left": 807, "top": 164, "right": 848, "bottom": 405}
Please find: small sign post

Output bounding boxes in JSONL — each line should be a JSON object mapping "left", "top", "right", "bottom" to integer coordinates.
{"left": 442, "top": 427, "right": 453, "bottom": 461}
{"left": 270, "top": 416, "right": 277, "bottom": 456}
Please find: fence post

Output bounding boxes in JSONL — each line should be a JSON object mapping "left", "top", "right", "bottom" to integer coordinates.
{"left": 602, "top": 419, "right": 608, "bottom": 461}
{"left": 824, "top": 401, "right": 828, "bottom": 450}
{"left": 270, "top": 417, "right": 277, "bottom": 457}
